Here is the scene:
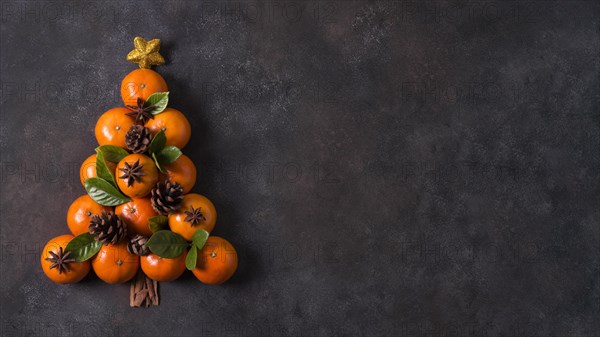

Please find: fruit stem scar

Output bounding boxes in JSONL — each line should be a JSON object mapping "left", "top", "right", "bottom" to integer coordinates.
{"left": 210, "top": 252, "right": 217, "bottom": 258}
{"left": 85, "top": 211, "right": 92, "bottom": 216}
{"left": 117, "top": 259, "right": 123, "bottom": 266}
{"left": 140, "top": 83, "right": 146, "bottom": 89}
{"left": 161, "top": 127, "right": 166, "bottom": 132}
{"left": 115, "top": 125, "right": 121, "bottom": 131}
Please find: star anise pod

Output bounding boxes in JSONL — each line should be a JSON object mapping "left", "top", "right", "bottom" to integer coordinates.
{"left": 118, "top": 159, "right": 145, "bottom": 187}
{"left": 126, "top": 97, "right": 156, "bottom": 124}
{"left": 184, "top": 205, "right": 206, "bottom": 226}
{"left": 45, "top": 247, "right": 75, "bottom": 274}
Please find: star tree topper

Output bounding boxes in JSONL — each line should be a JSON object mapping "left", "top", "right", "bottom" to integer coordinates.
{"left": 126, "top": 37, "right": 165, "bottom": 69}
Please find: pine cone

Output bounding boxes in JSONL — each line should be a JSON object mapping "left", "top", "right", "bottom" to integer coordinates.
{"left": 127, "top": 235, "right": 150, "bottom": 256}
{"left": 151, "top": 180, "right": 184, "bottom": 215}
{"left": 89, "top": 211, "right": 127, "bottom": 245}
{"left": 125, "top": 125, "right": 152, "bottom": 154}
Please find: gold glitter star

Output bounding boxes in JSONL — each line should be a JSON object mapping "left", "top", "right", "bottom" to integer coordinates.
{"left": 126, "top": 37, "right": 165, "bottom": 69}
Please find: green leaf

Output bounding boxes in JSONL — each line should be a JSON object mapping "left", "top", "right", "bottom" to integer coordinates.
{"left": 152, "top": 152, "right": 166, "bottom": 173}
{"left": 144, "top": 92, "right": 169, "bottom": 115}
{"left": 84, "top": 177, "right": 131, "bottom": 206}
{"left": 95, "top": 145, "right": 129, "bottom": 162}
{"left": 94, "top": 151, "right": 117, "bottom": 187}
{"left": 148, "top": 215, "right": 169, "bottom": 233}
{"left": 185, "top": 246, "right": 198, "bottom": 270}
{"left": 155, "top": 146, "right": 182, "bottom": 165}
{"left": 192, "top": 229, "right": 209, "bottom": 250}
{"left": 146, "top": 230, "right": 189, "bottom": 258}
{"left": 148, "top": 129, "right": 166, "bottom": 154}
{"left": 64, "top": 233, "right": 102, "bottom": 262}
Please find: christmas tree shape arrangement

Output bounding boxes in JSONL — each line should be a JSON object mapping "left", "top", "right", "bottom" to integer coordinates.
{"left": 40, "top": 37, "right": 238, "bottom": 307}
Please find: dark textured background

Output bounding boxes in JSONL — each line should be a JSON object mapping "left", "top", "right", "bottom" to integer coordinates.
{"left": 1, "top": 1, "right": 599, "bottom": 336}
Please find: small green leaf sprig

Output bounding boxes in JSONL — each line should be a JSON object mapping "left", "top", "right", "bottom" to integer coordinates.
{"left": 148, "top": 130, "right": 182, "bottom": 173}
{"left": 64, "top": 233, "right": 102, "bottom": 262}
{"left": 143, "top": 216, "right": 209, "bottom": 270}
{"left": 144, "top": 92, "right": 170, "bottom": 115}
{"left": 144, "top": 229, "right": 210, "bottom": 270}
{"left": 84, "top": 145, "right": 129, "bottom": 206}
{"left": 186, "top": 229, "right": 209, "bottom": 270}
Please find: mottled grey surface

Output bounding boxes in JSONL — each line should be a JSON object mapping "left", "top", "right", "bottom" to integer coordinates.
{"left": 1, "top": 1, "right": 599, "bottom": 336}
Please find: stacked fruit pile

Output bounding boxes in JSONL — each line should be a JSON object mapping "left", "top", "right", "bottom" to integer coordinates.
{"left": 40, "top": 37, "right": 238, "bottom": 306}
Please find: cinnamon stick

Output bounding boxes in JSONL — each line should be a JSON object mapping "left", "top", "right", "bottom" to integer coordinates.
{"left": 129, "top": 271, "right": 160, "bottom": 307}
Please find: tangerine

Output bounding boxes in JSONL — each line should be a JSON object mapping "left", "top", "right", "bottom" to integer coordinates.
{"left": 121, "top": 68, "right": 168, "bottom": 106}
{"left": 67, "top": 195, "right": 113, "bottom": 236}
{"left": 115, "top": 198, "right": 157, "bottom": 237}
{"left": 116, "top": 154, "right": 159, "bottom": 198}
{"left": 40, "top": 234, "right": 91, "bottom": 284}
{"left": 94, "top": 108, "right": 135, "bottom": 148}
{"left": 145, "top": 108, "right": 191, "bottom": 149}
{"left": 91, "top": 242, "right": 139, "bottom": 284}
{"left": 160, "top": 154, "right": 196, "bottom": 194}
{"left": 140, "top": 253, "right": 187, "bottom": 282}
{"left": 169, "top": 194, "right": 217, "bottom": 241}
{"left": 192, "top": 236, "right": 237, "bottom": 285}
